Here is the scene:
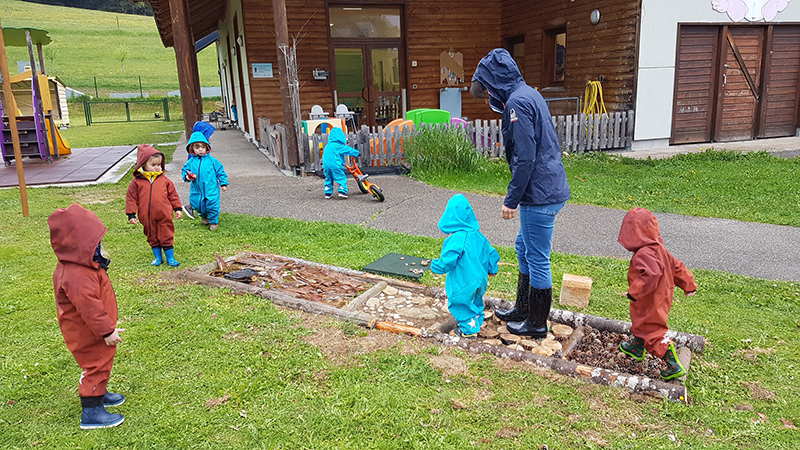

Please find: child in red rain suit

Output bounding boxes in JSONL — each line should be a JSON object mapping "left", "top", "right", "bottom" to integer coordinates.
{"left": 618, "top": 207, "right": 698, "bottom": 380}
{"left": 126, "top": 144, "right": 183, "bottom": 266}
{"left": 48, "top": 204, "right": 126, "bottom": 429}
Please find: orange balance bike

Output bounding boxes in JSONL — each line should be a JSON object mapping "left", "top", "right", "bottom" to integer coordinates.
{"left": 345, "top": 157, "right": 385, "bottom": 202}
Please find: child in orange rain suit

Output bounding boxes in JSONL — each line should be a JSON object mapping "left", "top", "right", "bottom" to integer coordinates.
{"left": 126, "top": 144, "right": 183, "bottom": 266}
{"left": 617, "top": 207, "right": 698, "bottom": 380}
{"left": 48, "top": 203, "right": 126, "bottom": 429}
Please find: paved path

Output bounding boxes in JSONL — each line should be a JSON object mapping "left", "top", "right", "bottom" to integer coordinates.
{"left": 166, "top": 129, "right": 800, "bottom": 282}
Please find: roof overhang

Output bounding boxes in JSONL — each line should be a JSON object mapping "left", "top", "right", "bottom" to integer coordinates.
{"left": 136, "top": 0, "right": 227, "bottom": 49}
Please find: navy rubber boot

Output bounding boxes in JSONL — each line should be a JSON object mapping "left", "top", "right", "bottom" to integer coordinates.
{"left": 103, "top": 392, "right": 125, "bottom": 407}
{"left": 507, "top": 287, "right": 552, "bottom": 339}
{"left": 151, "top": 247, "right": 163, "bottom": 266}
{"left": 164, "top": 248, "right": 179, "bottom": 267}
{"left": 495, "top": 273, "right": 530, "bottom": 322}
{"left": 80, "top": 396, "right": 124, "bottom": 430}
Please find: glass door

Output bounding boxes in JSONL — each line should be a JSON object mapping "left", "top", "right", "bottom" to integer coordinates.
{"left": 334, "top": 45, "right": 402, "bottom": 128}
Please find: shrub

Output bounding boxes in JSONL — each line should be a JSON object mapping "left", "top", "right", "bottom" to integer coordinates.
{"left": 404, "top": 126, "right": 480, "bottom": 177}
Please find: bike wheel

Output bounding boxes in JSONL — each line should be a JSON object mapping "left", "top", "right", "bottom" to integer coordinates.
{"left": 370, "top": 185, "right": 385, "bottom": 202}
{"left": 357, "top": 179, "right": 369, "bottom": 194}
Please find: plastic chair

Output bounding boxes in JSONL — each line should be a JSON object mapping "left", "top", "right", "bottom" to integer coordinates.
{"left": 309, "top": 104, "right": 328, "bottom": 119}
{"left": 450, "top": 117, "right": 467, "bottom": 129}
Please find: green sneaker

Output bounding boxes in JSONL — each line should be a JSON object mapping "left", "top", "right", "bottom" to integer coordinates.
{"left": 660, "top": 342, "right": 686, "bottom": 380}
{"left": 620, "top": 337, "right": 646, "bottom": 361}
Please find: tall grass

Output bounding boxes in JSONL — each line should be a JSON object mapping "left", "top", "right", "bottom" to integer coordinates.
{"left": 404, "top": 127, "right": 482, "bottom": 180}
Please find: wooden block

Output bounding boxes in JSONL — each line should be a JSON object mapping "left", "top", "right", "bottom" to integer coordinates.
{"left": 559, "top": 273, "right": 593, "bottom": 308}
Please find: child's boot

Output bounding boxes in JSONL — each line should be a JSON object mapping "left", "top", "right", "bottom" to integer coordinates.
{"left": 620, "top": 337, "right": 646, "bottom": 361}
{"left": 660, "top": 342, "right": 687, "bottom": 380}
{"left": 495, "top": 273, "right": 530, "bottom": 322}
{"left": 164, "top": 247, "right": 179, "bottom": 267}
{"left": 151, "top": 247, "right": 163, "bottom": 266}
{"left": 507, "top": 287, "right": 551, "bottom": 339}
{"left": 80, "top": 396, "right": 124, "bottom": 430}
{"left": 453, "top": 327, "right": 477, "bottom": 340}
{"left": 103, "top": 391, "right": 125, "bottom": 407}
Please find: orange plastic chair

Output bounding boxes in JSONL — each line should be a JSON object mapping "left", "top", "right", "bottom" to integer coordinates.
{"left": 370, "top": 119, "right": 413, "bottom": 166}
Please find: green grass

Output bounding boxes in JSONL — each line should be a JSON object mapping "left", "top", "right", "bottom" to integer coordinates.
{"left": 1, "top": 155, "right": 800, "bottom": 448}
{"left": 407, "top": 149, "right": 800, "bottom": 227}
{"left": 2, "top": 0, "right": 219, "bottom": 96}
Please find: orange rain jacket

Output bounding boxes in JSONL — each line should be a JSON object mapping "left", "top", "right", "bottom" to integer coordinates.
{"left": 49, "top": 204, "right": 118, "bottom": 397}
{"left": 125, "top": 144, "right": 182, "bottom": 248}
{"left": 618, "top": 207, "right": 698, "bottom": 358}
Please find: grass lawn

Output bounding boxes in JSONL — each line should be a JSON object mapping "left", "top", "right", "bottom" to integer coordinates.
{"left": 1, "top": 0, "right": 219, "bottom": 96}
{"left": 1, "top": 128, "right": 799, "bottom": 448}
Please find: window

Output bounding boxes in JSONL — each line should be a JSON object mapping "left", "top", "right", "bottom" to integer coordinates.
{"left": 329, "top": 6, "right": 401, "bottom": 38}
{"left": 543, "top": 27, "right": 566, "bottom": 89}
{"left": 505, "top": 35, "right": 525, "bottom": 76}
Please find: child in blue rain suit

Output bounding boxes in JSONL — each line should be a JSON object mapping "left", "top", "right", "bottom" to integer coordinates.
{"left": 431, "top": 194, "right": 500, "bottom": 338}
{"left": 321, "top": 127, "right": 360, "bottom": 199}
{"left": 181, "top": 130, "right": 228, "bottom": 230}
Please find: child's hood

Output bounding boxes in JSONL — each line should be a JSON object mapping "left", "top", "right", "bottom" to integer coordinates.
{"left": 135, "top": 144, "right": 165, "bottom": 171}
{"left": 186, "top": 131, "right": 212, "bottom": 154}
{"left": 48, "top": 203, "right": 107, "bottom": 268}
{"left": 618, "top": 207, "right": 664, "bottom": 252}
{"left": 328, "top": 127, "right": 347, "bottom": 145}
{"left": 438, "top": 194, "right": 480, "bottom": 234}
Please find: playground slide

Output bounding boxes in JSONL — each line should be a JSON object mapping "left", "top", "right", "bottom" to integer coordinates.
{"left": 45, "top": 119, "right": 71, "bottom": 156}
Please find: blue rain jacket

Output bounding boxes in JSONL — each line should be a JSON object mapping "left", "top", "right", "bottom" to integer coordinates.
{"left": 321, "top": 128, "right": 360, "bottom": 194}
{"left": 431, "top": 194, "right": 500, "bottom": 334}
{"left": 472, "top": 48, "right": 570, "bottom": 209}
{"left": 181, "top": 131, "right": 228, "bottom": 222}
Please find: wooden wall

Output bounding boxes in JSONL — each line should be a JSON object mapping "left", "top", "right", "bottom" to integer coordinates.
{"left": 501, "top": 0, "right": 640, "bottom": 115}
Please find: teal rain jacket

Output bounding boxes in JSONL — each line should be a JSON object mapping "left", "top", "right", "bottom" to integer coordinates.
{"left": 322, "top": 128, "right": 360, "bottom": 168}
{"left": 181, "top": 131, "right": 228, "bottom": 222}
{"left": 431, "top": 194, "right": 500, "bottom": 334}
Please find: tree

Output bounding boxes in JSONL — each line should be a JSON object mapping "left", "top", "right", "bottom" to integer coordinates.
{"left": 114, "top": 45, "right": 130, "bottom": 74}
{"left": 43, "top": 45, "right": 58, "bottom": 74}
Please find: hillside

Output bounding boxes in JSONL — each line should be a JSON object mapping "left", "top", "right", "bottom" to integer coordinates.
{"left": 2, "top": 0, "right": 219, "bottom": 96}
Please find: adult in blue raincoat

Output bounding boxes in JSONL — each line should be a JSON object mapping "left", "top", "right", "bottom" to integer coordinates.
{"left": 471, "top": 48, "right": 571, "bottom": 338}
{"left": 431, "top": 194, "right": 500, "bottom": 338}
{"left": 181, "top": 130, "right": 229, "bottom": 230}
{"left": 321, "top": 127, "right": 360, "bottom": 198}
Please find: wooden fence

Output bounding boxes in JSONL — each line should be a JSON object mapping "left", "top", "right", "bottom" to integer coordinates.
{"left": 260, "top": 111, "right": 634, "bottom": 172}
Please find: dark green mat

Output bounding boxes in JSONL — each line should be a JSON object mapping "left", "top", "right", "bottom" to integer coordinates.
{"left": 362, "top": 253, "right": 432, "bottom": 279}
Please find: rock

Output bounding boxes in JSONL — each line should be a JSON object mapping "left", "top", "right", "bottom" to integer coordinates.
{"left": 735, "top": 404, "right": 755, "bottom": 411}
{"left": 551, "top": 324, "right": 574, "bottom": 339}
{"left": 559, "top": 273, "right": 593, "bottom": 308}
{"left": 383, "top": 286, "right": 399, "bottom": 295}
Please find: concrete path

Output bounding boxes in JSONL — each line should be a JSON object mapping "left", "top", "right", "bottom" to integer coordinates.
{"left": 166, "top": 129, "right": 800, "bottom": 283}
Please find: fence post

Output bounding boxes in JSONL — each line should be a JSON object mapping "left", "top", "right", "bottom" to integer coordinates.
{"left": 84, "top": 101, "right": 91, "bottom": 126}
{"left": 164, "top": 98, "right": 170, "bottom": 121}
{"left": 125, "top": 101, "right": 131, "bottom": 122}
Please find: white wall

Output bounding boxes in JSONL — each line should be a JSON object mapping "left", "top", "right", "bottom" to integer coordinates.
{"left": 635, "top": 0, "right": 800, "bottom": 144}
{"left": 219, "top": 0, "right": 254, "bottom": 140}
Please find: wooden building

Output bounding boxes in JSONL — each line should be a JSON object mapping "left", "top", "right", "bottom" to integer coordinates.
{"left": 140, "top": 0, "right": 800, "bottom": 165}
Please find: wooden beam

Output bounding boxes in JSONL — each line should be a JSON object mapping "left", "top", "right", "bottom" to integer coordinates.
{"left": 272, "top": 0, "right": 300, "bottom": 167}
{"left": 0, "top": 21, "right": 29, "bottom": 217}
{"left": 169, "top": 0, "right": 203, "bottom": 136}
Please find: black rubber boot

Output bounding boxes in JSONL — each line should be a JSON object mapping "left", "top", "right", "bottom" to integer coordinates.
{"left": 660, "top": 342, "right": 687, "bottom": 380}
{"left": 507, "top": 287, "right": 552, "bottom": 339}
{"left": 620, "top": 337, "right": 647, "bottom": 361}
{"left": 495, "top": 273, "right": 530, "bottom": 322}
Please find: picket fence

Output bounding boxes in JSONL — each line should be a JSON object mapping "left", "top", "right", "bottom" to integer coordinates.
{"left": 259, "top": 111, "right": 634, "bottom": 172}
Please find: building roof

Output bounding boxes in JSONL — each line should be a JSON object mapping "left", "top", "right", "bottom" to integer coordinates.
{"left": 136, "top": 0, "right": 227, "bottom": 48}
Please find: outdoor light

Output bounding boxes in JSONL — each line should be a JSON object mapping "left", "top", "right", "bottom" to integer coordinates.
{"left": 590, "top": 9, "right": 601, "bottom": 25}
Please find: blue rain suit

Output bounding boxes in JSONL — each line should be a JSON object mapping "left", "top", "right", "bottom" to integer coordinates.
{"left": 321, "top": 128, "right": 360, "bottom": 195}
{"left": 181, "top": 131, "right": 228, "bottom": 225}
{"left": 431, "top": 194, "right": 500, "bottom": 335}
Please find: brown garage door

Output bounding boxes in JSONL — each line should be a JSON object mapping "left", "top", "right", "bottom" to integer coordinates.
{"left": 760, "top": 26, "right": 800, "bottom": 138}
{"left": 672, "top": 26, "right": 719, "bottom": 144}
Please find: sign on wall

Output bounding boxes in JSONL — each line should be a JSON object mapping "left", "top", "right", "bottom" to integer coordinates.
{"left": 252, "top": 63, "right": 274, "bottom": 78}
{"left": 712, "top": 0, "right": 791, "bottom": 22}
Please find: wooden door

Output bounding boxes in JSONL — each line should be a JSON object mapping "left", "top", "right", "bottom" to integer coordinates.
{"left": 671, "top": 26, "right": 719, "bottom": 144}
{"left": 759, "top": 26, "right": 800, "bottom": 137}
{"left": 715, "top": 27, "right": 764, "bottom": 142}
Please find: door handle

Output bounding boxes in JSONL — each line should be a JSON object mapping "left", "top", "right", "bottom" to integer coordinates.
{"left": 723, "top": 73, "right": 727, "bottom": 88}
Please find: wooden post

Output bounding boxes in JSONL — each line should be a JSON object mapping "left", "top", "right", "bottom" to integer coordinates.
{"left": 0, "top": 21, "right": 29, "bottom": 217}
{"left": 169, "top": 0, "right": 203, "bottom": 136}
{"left": 272, "top": 0, "right": 300, "bottom": 167}
{"left": 26, "top": 29, "right": 50, "bottom": 159}
{"left": 36, "top": 42, "right": 45, "bottom": 75}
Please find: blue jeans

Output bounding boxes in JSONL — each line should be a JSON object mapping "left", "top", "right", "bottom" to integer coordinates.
{"left": 515, "top": 202, "right": 566, "bottom": 289}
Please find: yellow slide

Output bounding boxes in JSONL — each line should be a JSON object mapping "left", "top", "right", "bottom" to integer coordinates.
{"left": 45, "top": 119, "right": 71, "bottom": 156}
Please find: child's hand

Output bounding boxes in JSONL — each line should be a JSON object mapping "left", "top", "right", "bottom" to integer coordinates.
{"left": 186, "top": 172, "right": 197, "bottom": 181}
{"left": 221, "top": 185, "right": 228, "bottom": 192}
{"left": 128, "top": 218, "right": 138, "bottom": 225}
{"left": 488, "top": 272, "right": 497, "bottom": 277}
{"left": 104, "top": 328, "right": 125, "bottom": 346}
{"left": 175, "top": 210, "right": 183, "bottom": 220}
{"left": 686, "top": 290, "right": 696, "bottom": 297}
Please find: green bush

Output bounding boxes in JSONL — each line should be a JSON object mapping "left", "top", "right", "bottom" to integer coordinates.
{"left": 404, "top": 126, "right": 481, "bottom": 177}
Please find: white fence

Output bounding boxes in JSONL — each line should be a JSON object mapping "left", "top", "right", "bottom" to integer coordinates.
{"left": 259, "top": 111, "right": 634, "bottom": 172}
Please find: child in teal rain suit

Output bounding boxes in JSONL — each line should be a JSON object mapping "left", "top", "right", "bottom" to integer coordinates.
{"left": 181, "top": 130, "right": 228, "bottom": 230}
{"left": 321, "top": 127, "right": 360, "bottom": 199}
{"left": 431, "top": 194, "right": 500, "bottom": 338}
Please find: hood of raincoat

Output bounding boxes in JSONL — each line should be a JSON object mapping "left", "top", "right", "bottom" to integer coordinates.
{"left": 135, "top": 144, "right": 165, "bottom": 171}
{"left": 618, "top": 207, "right": 665, "bottom": 252}
{"left": 186, "top": 131, "right": 212, "bottom": 155}
{"left": 48, "top": 203, "right": 107, "bottom": 268}
{"left": 472, "top": 48, "right": 526, "bottom": 114}
{"left": 328, "top": 127, "right": 347, "bottom": 145}
{"left": 438, "top": 194, "right": 480, "bottom": 235}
